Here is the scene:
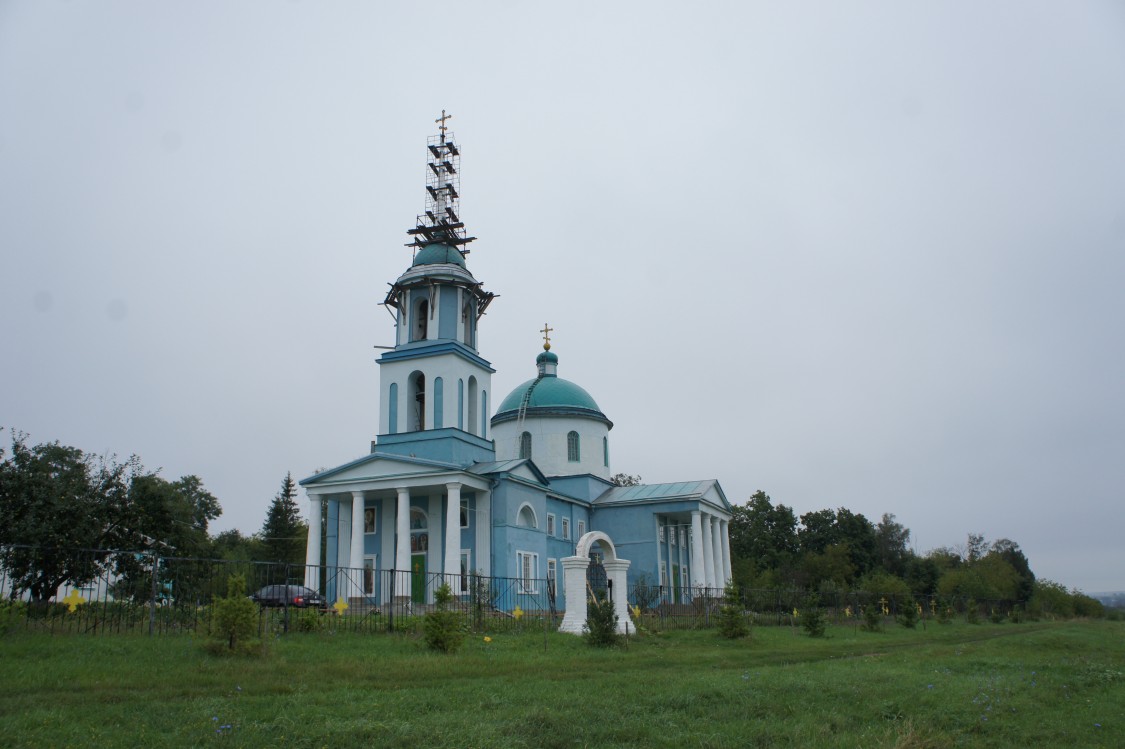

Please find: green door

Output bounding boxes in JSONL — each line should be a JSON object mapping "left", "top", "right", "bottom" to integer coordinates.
{"left": 411, "top": 553, "right": 426, "bottom": 603}
{"left": 672, "top": 564, "right": 681, "bottom": 603}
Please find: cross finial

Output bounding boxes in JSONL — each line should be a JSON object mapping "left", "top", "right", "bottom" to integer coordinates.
{"left": 436, "top": 109, "right": 452, "bottom": 141}
{"left": 540, "top": 323, "right": 553, "bottom": 350}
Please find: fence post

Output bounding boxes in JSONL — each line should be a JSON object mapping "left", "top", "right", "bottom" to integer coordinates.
{"left": 388, "top": 567, "right": 395, "bottom": 632}
{"left": 148, "top": 553, "right": 159, "bottom": 636}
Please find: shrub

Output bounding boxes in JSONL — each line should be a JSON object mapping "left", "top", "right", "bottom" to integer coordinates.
{"left": 896, "top": 600, "right": 919, "bottom": 629}
{"left": 584, "top": 595, "right": 621, "bottom": 647}
{"left": 208, "top": 574, "right": 262, "bottom": 655}
{"left": 295, "top": 607, "right": 324, "bottom": 633}
{"left": 862, "top": 604, "right": 883, "bottom": 632}
{"left": 989, "top": 607, "right": 1005, "bottom": 624}
{"left": 801, "top": 599, "right": 826, "bottom": 638}
{"left": 966, "top": 599, "right": 981, "bottom": 625}
{"left": 936, "top": 599, "right": 953, "bottom": 625}
{"left": 717, "top": 582, "right": 750, "bottom": 640}
{"left": 1009, "top": 605, "right": 1024, "bottom": 624}
{"left": 423, "top": 583, "right": 465, "bottom": 653}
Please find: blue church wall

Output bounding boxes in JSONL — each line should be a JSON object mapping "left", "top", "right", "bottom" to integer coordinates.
{"left": 489, "top": 480, "right": 547, "bottom": 581}
{"left": 547, "top": 474, "right": 613, "bottom": 503}
{"left": 438, "top": 286, "right": 458, "bottom": 339}
{"left": 374, "top": 428, "right": 494, "bottom": 465}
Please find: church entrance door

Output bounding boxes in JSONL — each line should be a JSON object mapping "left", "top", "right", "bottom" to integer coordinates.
{"left": 411, "top": 553, "right": 426, "bottom": 603}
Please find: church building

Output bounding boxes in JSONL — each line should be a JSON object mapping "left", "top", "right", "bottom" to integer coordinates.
{"left": 300, "top": 116, "right": 732, "bottom": 612}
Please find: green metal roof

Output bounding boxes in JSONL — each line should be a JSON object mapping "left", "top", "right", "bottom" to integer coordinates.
{"left": 495, "top": 376, "right": 603, "bottom": 415}
{"left": 412, "top": 242, "right": 466, "bottom": 268}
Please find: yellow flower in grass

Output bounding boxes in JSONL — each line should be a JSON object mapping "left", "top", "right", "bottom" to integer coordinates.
{"left": 631, "top": 605, "right": 641, "bottom": 619}
{"left": 483, "top": 636, "right": 492, "bottom": 643}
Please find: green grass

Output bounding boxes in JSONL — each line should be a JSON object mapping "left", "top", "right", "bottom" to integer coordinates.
{"left": 1, "top": 620, "right": 1122, "bottom": 747}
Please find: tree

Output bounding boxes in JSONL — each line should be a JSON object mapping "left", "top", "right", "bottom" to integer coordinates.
{"left": 610, "top": 473, "right": 642, "bottom": 487}
{"left": 875, "top": 513, "right": 911, "bottom": 577}
{"left": 260, "top": 472, "right": 307, "bottom": 565}
{"left": 0, "top": 431, "right": 137, "bottom": 605}
{"left": 989, "top": 538, "right": 1035, "bottom": 602}
{"left": 728, "top": 491, "right": 798, "bottom": 577}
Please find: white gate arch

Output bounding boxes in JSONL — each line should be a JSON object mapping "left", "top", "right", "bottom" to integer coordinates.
{"left": 559, "top": 531, "right": 632, "bottom": 635}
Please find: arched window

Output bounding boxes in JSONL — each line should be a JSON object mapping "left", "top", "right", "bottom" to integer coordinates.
{"left": 433, "top": 377, "right": 444, "bottom": 429}
{"left": 462, "top": 298, "right": 475, "bottom": 346}
{"left": 567, "top": 431, "right": 580, "bottom": 462}
{"left": 407, "top": 371, "right": 425, "bottom": 431}
{"left": 457, "top": 379, "right": 464, "bottom": 430}
{"left": 519, "top": 431, "right": 532, "bottom": 459}
{"left": 388, "top": 383, "right": 399, "bottom": 434}
{"left": 467, "top": 376, "right": 478, "bottom": 436}
{"left": 413, "top": 298, "right": 429, "bottom": 342}
{"left": 603, "top": 436, "right": 609, "bottom": 467}
{"left": 517, "top": 503, "right": 537, "bottom": 528}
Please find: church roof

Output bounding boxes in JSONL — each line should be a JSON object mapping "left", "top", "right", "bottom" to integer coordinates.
{"left": 594, "top": 480, "right": 731, "bottom": 512}
{"left": 412, "top": 242, "right": 466, "bottom": 268}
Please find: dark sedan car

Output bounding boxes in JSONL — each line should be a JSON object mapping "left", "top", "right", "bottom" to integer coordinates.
{"left": 250, "top": 584, "right": 326, "bottom": 609}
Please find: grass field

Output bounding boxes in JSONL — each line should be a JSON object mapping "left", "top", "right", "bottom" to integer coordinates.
{"left": 1, "top": 619, "right": 1122, "bottom": 748}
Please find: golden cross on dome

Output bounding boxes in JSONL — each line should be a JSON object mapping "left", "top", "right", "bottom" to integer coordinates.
{"left": 540, "top": 323, "right": 553, "bottom": 350}
{"left": 436, "top": 109, "right": 452, "bottom": 140}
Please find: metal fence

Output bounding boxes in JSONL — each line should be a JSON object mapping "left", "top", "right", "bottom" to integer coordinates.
{"left": 0, "top": 545, "right": 1029, "bottom": 637}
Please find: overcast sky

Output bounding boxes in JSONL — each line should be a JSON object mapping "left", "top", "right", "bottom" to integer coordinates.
{"left": 2, "top": 1, "right": 1123, "bottom": 592}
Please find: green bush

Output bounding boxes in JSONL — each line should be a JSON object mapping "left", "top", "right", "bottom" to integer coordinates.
{"left": 584, "top": 596, "right": 621, "bottom": 648}
{"left": 862, "top": 604, "right": 883, "bottom": 632}
{"left": 423, "top": 583, "right": 465, "bottom": 653}
{"left": 295, "top": 607, "right": 324, "bottom": 633}
{"left": 896, "top": 600, "right": 919, "bottom": 629}
{"left": 207, "top": 574, "right": 262, "bottom": 655}
{"left": 801, "top": 599, "right": 826, "bottom": 638}
{"left": 717, "top": 582, "right": 750, "bottom": 640}
{"left": 966, "top": 599, "right": 981, "bottom": 625}
{"left": 989, "top": 607, "right": 1005, "bottom": 624}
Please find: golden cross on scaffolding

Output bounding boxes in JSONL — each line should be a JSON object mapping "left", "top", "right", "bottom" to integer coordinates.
{"left": 540, "top": 323, "right": 553, "bottom": 350}
{"left": 436, "top": 109, "right": 452, "bottom": 141}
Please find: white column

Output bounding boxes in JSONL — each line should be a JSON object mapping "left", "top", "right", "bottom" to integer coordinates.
{"left": 721, "top": 519, "right": 732, "bottom": 583}
{"left": 690, "top": 510, "right": 706, "bottom": 592}
{"left": 444, "top": 483, "right": 462, "bottom": 583}
{"left": 603, "top": 558, "right": 633, "bottom": 634}
{"left": 394, "top": 487, "right": 411, "bottom": 598}
{"left": 701, "top": 513, "right": 715, "bottom": 589}
{"left": 350, "top": 492, "right": 365, "bottom": 599}
{"left": 711, "top": 515, "right": 725, "bottom": 588}
{"left": 475, "top": 489, "right": 491, "bottom": 577}
{"left": 304, "top": 495, "right": 323, "bottom": 590}
{"left": 558, "top": 556, "right": 590, "bottom": 635}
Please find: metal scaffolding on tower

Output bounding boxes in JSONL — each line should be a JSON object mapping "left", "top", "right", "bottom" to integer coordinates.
{"left": 405, "top": 109, "right": 477, "bottom": 253}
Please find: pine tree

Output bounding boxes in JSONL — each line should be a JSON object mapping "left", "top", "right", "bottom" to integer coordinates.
{"left": 260, "top": 472, "right": 306, "bottom": 565}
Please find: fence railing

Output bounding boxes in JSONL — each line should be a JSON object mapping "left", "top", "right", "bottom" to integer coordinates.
{"left": 0, "top": 545, "right": 1030, "bottom": 637}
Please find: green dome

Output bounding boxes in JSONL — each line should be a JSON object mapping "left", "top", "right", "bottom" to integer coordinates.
{"left": 412, "top": 243, "right": 466, "bottom": 268}
{"left": 536, "top": 350, "right": 558, "bottom": 365}
{"left": 493, "top": 377, "right": 612, "bottom": 430}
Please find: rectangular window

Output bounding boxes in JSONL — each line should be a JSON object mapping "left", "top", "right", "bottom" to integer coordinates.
{"left": 670, "top": 526, "right": 677, "bottom": 547}
{"left": 363, "top": 557, "right": 376, "bottom": 595}
{"left": 517, "top": 551, "right": 538, "bottom": 594}
{"left": 547, "top": 513, "right": 556, "bottom": 537}
{"left": 459, "top": 550, "right": 471, "bottom": 594}
{"left": 460, "top": 499, "right": 469, "bottom": 529}
{"left": 364, "top": 507, "right": 376, "bottom": 534}
{"left": 658, "top": 525, "right": 665, "bottom": 542}
{"left": 660, "top": 561, "right": 668, "bottom": 588}
{"left": 561, "top": 518, "right": 570, "bottom": 540}
{"left": 577, "top": 520, "right": 585, "bottom": 538}
{"left": 547, "top": 558, "right": 557, "bottom": 583}
{"left": 680, "top": 528, "right": 686, "bottom": 546}
{"left": 681, "top": 567, "right": 689, "bottom": 593}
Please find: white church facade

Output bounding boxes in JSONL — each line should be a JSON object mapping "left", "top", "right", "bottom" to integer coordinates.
{"left": 300, "top": 117, "right": 732, "bottom": 612}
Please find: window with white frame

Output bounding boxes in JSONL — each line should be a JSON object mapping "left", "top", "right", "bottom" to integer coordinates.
{"left": 658, "top": 525, "right": 665, "bottom": 542}
{"left": 561, "top": 517, "right": 570, "bottom": 540}
{"left": 680, "top": 528, "right": 686, "bottom": 546}
{"left": 547, "top": 558, "right": 557, "bottom": 585}
{"left": 660, "top": 561, "right": 668, "bottom": 588}
{"left": 547, "top": 514, "right": 556, "bottom": 536}
{"left": 577, "top": 520, "right": 585, "bottom": 538}
{"left": 567, "top": 431, "right": 580, "bottom": 462}
{"left": 670, "top": 526, "right": 677, "bottom": 547}
{"left": 517, "top": 551, "right": 538, "bottom": 594}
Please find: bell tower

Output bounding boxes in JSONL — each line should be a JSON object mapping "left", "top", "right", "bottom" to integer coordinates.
{"left": 375, "top": 113, "right": 497, "bottom": 461}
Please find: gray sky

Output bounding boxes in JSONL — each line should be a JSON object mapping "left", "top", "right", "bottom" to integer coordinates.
{"left": 2, "top": 1, "right": 1123, "bottom": 592}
